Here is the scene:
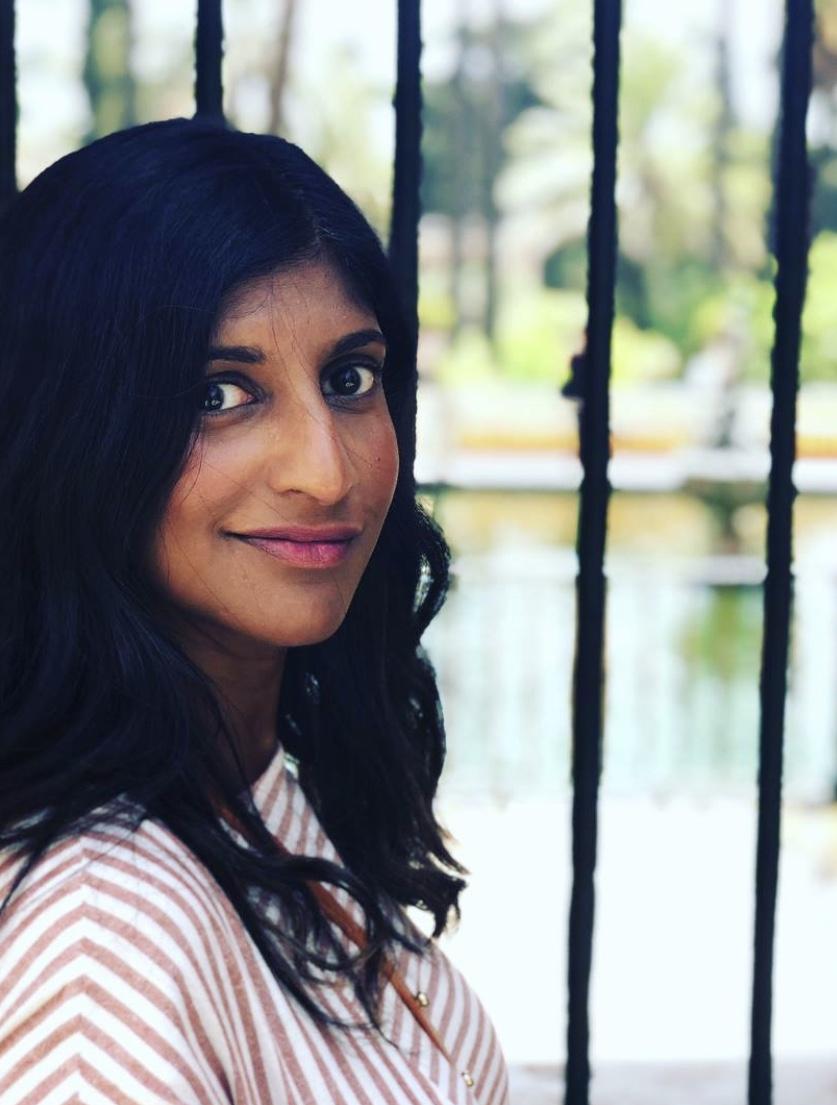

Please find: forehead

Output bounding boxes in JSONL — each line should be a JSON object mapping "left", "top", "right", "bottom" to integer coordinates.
{"left": 213, "top": 259, "right": 377, "bottom": 339}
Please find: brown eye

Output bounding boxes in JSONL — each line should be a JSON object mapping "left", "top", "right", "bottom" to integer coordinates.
{"left": 201, "top": 379, "right": 257, "bottom": 416}
{"left": 323, "top": 362, "right": 382, "bottom": 399}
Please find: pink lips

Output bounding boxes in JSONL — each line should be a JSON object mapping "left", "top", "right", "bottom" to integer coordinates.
{"left": 234, "top": 535, "right": 354, "bottom": 568}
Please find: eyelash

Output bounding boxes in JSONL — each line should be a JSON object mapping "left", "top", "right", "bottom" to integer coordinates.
{"left": 199, "top": 360, "right": 385, "bottom": 419}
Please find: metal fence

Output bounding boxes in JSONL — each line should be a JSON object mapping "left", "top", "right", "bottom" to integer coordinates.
{"left": 425, "top": 547, "right": 837, "bottom": 803}
{"left": 0, "top": 1, "right": 816, "bottom": 1103}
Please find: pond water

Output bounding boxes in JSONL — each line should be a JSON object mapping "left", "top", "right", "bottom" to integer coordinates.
{"left": 420, "top": 489, "right": 837, "bottom": 802}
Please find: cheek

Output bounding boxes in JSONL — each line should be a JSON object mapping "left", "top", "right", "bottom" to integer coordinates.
{"left": 367, "top": 418, "right": 400, "bottom": 505}
{"left": 167, "top": 436, "right": 244, "bottom": 522}
{"left": 151, "top": 449, "right": 228, "bottom": 574}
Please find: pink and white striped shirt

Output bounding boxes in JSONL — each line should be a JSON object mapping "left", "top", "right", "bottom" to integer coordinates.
{"left": 0, "top": 741, "right": 510, "bottom": 1105}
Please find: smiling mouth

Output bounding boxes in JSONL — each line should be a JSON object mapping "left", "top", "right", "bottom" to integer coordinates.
{"left": 233, "top": 534, "right": 355, "bottom": 568}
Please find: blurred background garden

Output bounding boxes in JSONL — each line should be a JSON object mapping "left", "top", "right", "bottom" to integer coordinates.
{"left": 18, "top": 0, "right": 837, "bottom": 1098}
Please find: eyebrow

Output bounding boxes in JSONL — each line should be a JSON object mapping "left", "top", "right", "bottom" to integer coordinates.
{"left": 205, "top": 328, "right": 387, "bottom": 365}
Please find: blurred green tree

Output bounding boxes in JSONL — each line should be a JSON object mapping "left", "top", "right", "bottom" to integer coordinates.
{"left": 421, "top": 4, "right": 543, "bottom": 350}
{"left": 82, "top": 0, "right": 136, "bottom": 143}
{"left": 515, "top": 3, "right": 771, "bottom": 367}
{"left": 430, "top": 0, "right": 790, "bottom": 384}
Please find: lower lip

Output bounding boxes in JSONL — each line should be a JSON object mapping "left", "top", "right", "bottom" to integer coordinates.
{"left": 235, "top": 535, "right": 354, "bottom": 567}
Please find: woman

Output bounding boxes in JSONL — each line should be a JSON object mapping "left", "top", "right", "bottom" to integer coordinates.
{"left": 0, "top": 117, "right": 510, "bottom": 1105}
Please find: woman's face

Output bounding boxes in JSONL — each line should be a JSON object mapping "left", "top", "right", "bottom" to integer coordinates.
{"left": 149, "top": 259, "right": 400, "bottom": 654}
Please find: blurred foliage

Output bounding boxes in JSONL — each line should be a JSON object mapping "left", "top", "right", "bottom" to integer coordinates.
{"left": 421, "top": 17, "right": 545, "bottom": 345}
{"left": 418, "top": 271, "right": 459, "bottom": 332}
{"left": 287, "top": 42, "right": 394, "bottom": 239}
{"left": 419, "top": 0, "right": 837, "bottom": 387}
{"left": 611, "top": 316, "right": 683, "bottom": 384}
{"left": 434, "top": 327, "right": 499, "bottom": 386}
{"left": 435, "top": 285, "right": 681, "bottom": 386}
{"left": 82, "top": 0, "right": 136, "bottom": 143}
{"left": 801, "top": 232, "right": 837, "bottom": 375}
{"left": 494, "top": 287, "right": 586, "bottom": 383}
{"left": 681, "top": 233, "right": 837, "bottom": 382}
{"left": 74, "top": 0, "right": 837, "bottom": 390}
{"left": 680, "top": 584, "right": 765, "bottom": 675}
{"left": 421, "top": 19, "right": 543, "bottom": 222}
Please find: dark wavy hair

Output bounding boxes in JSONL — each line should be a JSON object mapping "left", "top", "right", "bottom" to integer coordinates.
{"left": 0, "top": 116, "right": 466, "bottom": 1037}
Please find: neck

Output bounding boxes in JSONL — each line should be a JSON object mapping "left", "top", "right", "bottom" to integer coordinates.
{"left": 158, "top": 607, "right": 288, "bottom": 789}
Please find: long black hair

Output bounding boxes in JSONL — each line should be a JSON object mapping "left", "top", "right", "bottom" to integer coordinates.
{"left": 0, "top": 116, "right": 466, "bottom": 1036}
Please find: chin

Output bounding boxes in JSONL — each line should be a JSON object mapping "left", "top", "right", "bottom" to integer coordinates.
{"left": 282, "top": 624, "right": 344, "bottom": 648}
{"left": 254, "top": 609, "right": 349, "bottom": 649}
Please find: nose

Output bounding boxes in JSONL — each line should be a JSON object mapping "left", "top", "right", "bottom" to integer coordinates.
{"left": 264, "top": 389, "right": 355, "bottom": 506}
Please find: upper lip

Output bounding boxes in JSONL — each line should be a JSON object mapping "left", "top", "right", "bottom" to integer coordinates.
{"left": 234, "top": 524, "right": 362, "bottom": 542}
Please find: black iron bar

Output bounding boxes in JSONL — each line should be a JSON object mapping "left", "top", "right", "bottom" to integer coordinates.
{"left": 194, "top": 0, "right": 225, "bottom": 123}
{"left": 0, "top": 0, "right": 16, "bottom": 210}
{"left": 748, "top": 2, "right": 813, "bottom": 1102}
{"left": 388, "top": 0, "right": 422, "bottom": 339}
{"left": 564, "top": 1, "right": 622, "bottom": 1103}
{"left": 388, "top": 0, "right": 423, "bottom": 477}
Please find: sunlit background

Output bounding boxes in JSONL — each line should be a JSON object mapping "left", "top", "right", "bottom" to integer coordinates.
{"left": 17, "top": 1, "right": 837, "bottom": 1100}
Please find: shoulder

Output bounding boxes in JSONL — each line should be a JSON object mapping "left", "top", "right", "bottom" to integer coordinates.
{"left": 0, "top": 807, "right": 243, "bottom": 969}
{"left": 0, "top": 813, "right": 257, "bottom": 1105}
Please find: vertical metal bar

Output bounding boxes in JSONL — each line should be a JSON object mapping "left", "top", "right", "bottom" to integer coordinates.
{"left": 388, "top": 0, "right": 422, "bottom": 339}
{"left": 0, "top": 0, "right": 16, "bottom": 209}
{"left": 388, "top": 0, "right": 422, "bottom": 478}
{"left": 748, "top": 2, "right": 813, "bottom": 1102}
{"left": 564, "top": 1, "right": 622, "bottom": 1102}
{"left": 194, "top": 0, "right": 225, "bottom": 123}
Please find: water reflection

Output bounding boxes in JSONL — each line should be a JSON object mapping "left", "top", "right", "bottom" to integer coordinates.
{"left": 422, "top": 489, "right": 837, "bottom": 802}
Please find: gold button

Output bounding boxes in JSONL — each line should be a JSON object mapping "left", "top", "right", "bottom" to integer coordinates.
{"left": 414, "top": 990, "right": 429, "bottom": 1007}
{"left": 462, "top": 1070, "right": 475, "bottom": 1087}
